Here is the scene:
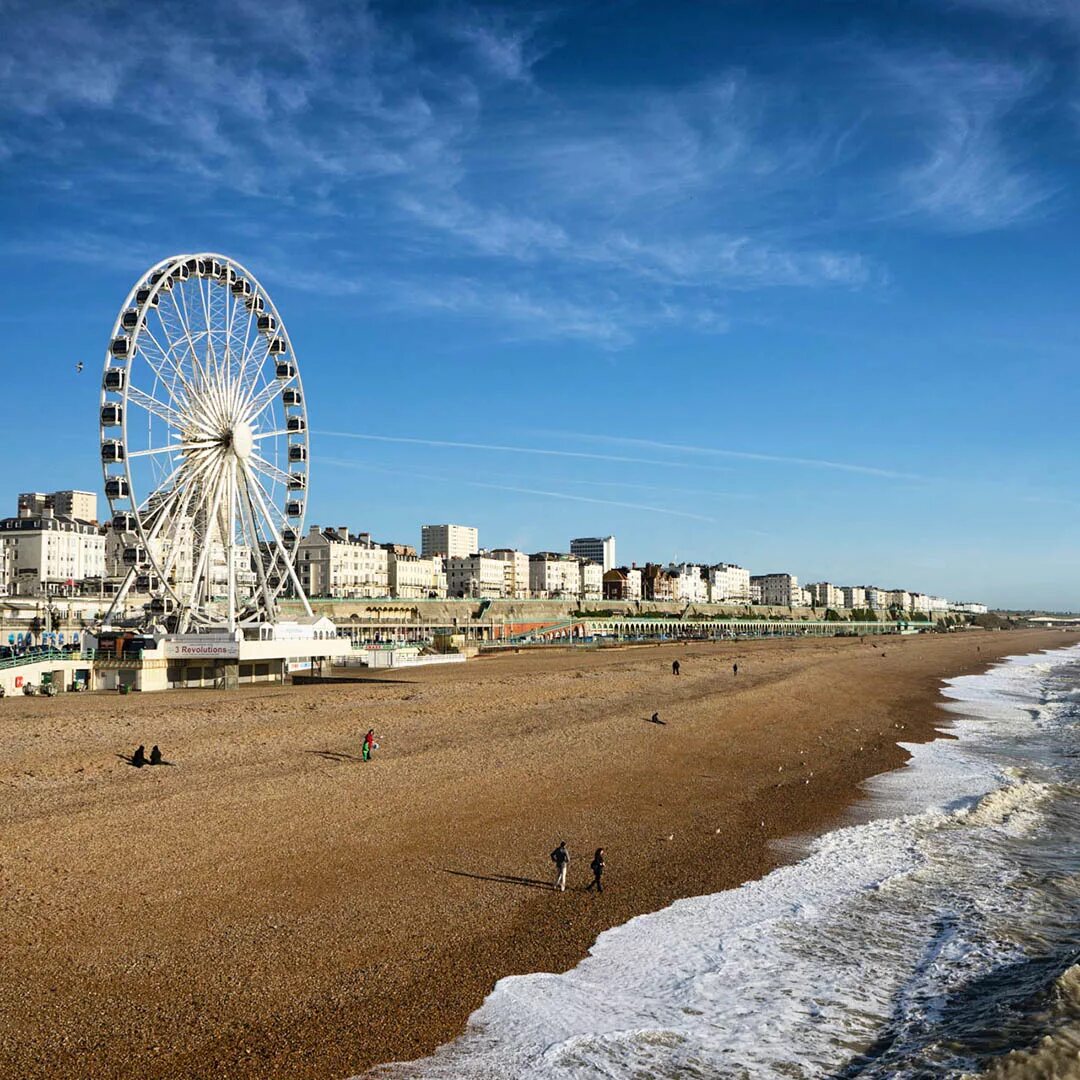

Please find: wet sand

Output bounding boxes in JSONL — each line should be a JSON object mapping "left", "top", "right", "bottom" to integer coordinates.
{"left": 1, "top": 629, "right": 1073, "bottom": 1079}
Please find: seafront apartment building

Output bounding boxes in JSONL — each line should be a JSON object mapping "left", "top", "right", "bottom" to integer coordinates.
{"left": 807, "top": 582, "right": 843, "bottom": 608}
{"left": 529, "top": 552, "right": 587, "bottom": 598}
{"left": 445, "top": 553, "right": 509, "bottom": 598}
{"left": 667, "top": 563, "right": 708, "bottom": 603}
{"left": 18, "top": 490, "right": 98, "bottom": 524}
{"left": 421, "top": 523, "right": 478, "bottom": 560}
{"left": 842, "top": 586, "right": 867, "bottom": 609}
{"left": 488, "top": 548, "right": 531, "bottom": 599}
{"left": 570, "top": 536, "right": 616, "bottom": 573}
{"left": 296, "top": 526, "right": 390, "bottom": 598}
{"left": 750, "top": 573, "right": 800, "bottom": 607}
{"left": 387, "top": 552, "right": 447, "bottom": 599}
{"left": 0, "top": 508, "right": 106, "bottom": 596}
{"left": 707, "top": 563, "right": 751, "bottom": 603}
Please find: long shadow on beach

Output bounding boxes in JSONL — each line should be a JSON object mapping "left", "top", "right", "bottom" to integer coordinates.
{"left": 292, "top": 674, "right": 419, "bottom": 686}
{"left": 306, "top": 749, "right": 364, "bottom": 763}
{"left": 442, "top": 869, "right": 553, "bottom": 891}
{"left": 115, "top": 753, "right": 176, "bottom": 767}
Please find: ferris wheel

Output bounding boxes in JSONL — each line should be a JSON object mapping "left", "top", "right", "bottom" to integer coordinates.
{"left": 100, "top": 253, "right": 314, "bottom": 633}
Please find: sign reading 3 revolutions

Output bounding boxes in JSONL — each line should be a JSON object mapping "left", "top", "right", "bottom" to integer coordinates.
{"left": 161, "top": 637, "right": 240, "bottom": 660}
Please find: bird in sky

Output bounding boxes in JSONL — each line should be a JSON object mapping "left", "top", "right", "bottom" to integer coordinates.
{"left": 75, "top": 362, "right": 83, "bottom": 373}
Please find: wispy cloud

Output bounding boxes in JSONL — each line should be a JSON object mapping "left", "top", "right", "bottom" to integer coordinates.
{"left": 545, "top": 433, "right": 926, "bottom": 480}
{"left": 880, "top": 50, "right": 1054, "bottom": 230}
{"left": 440, "top": 7, "right": 549, "bottom": 83}
{"left": 0, "top": 0, "right": 1062, "bottom": 352}
{"left": 316, "top": 431, "right": 735, "bottom": 473}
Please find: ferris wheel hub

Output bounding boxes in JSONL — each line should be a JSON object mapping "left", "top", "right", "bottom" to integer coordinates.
{"left": 229, "top": 419, "right": 254, "bottom": 460}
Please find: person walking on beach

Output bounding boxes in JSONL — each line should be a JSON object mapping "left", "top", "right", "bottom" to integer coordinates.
{"left": 551, "top": 841, "right": 570, "bottom": 892}
{"left": 362, "top": 728, "right": 375, "bottom": 762}
{"left": 672, "top": 660, "right": 680, "bottom": 676}
{"left": 732, "top": 662, "right": 739, "bottom": 677}
{"left": 586, "top": 848, "right": 605, "bottom": 893}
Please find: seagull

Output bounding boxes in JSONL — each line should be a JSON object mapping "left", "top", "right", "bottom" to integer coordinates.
{"left": 75, "top": 362, "right": 83, "bottom": 373}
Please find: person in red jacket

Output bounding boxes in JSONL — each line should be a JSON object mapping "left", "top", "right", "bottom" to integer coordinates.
{"left": 363, "top": 728, "right": 375, "bottom": 762}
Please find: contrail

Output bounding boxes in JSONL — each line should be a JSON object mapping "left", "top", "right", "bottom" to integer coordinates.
{"left": 315, "top": 431, "right": 733, "bottom": 473}
{"left": 539, "top": 432, "right": 925, "bottom": 480}
{"left": 321, "top": 457, "right": 715, "bottom": 522}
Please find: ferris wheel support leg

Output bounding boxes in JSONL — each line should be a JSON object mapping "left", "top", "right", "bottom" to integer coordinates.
{"left": 242, "top": 461, "right": 314, "bottom": 617}
{"left": 104, "top": 565, "right": 139, "bottom": 626}
{"left": 238, "top": 480, "right": 279, "bottom": 624}
{"left": 182, "top": 463, "right": 228, "bottom": 633}
{"left": 226, "top": 458, "right": 238, "bottom": 635}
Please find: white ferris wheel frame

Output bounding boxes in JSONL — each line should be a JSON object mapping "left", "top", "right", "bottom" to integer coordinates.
{"left": 100, "top": 252, "right": 314, "bottom": 633}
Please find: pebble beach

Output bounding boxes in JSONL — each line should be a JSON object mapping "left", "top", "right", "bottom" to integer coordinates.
{"left": 2, "top": 629, "right": 1071, "bottom": 1079}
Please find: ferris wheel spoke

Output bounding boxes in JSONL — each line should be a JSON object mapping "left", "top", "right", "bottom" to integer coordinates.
{"left": 202, "top": 276, "right": 226, "bottom": 387}
{"left": 242, "top": 377, "right": 288, "bottom": 424}
{"left": 250, "top": 455, "right": 294, "bottom": 488}
{"left": 251, "top": 429, "right": 291, "bottom": 442}
{"left": 127, "top": 439, "right": 222, "bottom": 459}
{"left": 126, "top": 385, "right": 187, "bottom": 430}
{"left": 166, "top": 285, "right": 208, "bottom": 386}
{"left": 138, "top": 322, "right": 195, "bottom": 402}
{"left": 235, "top": 316, "right": 269, "bottom": 404}
{"left": 234, "top": 303, "right": 256, "bottom": 389}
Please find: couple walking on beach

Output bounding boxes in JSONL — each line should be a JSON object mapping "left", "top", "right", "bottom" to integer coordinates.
{"left": 550, "top": 842, "right": 605, "bottom": 893}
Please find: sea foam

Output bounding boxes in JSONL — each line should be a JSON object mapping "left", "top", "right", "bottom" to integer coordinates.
{"left": 368, "top": 644, "right": 1080, "bottom": 1080}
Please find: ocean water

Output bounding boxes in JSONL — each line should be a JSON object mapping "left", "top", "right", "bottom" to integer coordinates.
{"left": 368, "top": 644, "right": 1080, "bottom": 1080}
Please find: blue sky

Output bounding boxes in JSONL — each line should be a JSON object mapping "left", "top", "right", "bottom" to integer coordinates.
{"left": 2, "top": 0, "right": 1079, "bottom": 608}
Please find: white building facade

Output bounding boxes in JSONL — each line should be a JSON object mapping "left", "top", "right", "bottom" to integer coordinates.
{"left": 19, "top": 490, "right": 98, "bottom": 523}
{"left": 388, "top": 553, "right": 447, "bottom": 599}
{"left": 807, "top": 582, "right": 843, "bottom": 609}
{"left": 421, "top": 524, "right": 478, "bottom": 560}
{"left": 0, "top": 511, "right": 106, "bottom": 596}
{"left": 529, "top": 553, "right": 582, "bottom": 598}
{"left": 707, "top": 563, "right": 751, "bottom": 603}
{"left": 862, "top": 587, "right": 887, "bottom": 610}
{"left": 579, "top": 560, "right": 603, "bottom": 601}
{"left": 668, "top": 563, "right": 707, "bottom": 603}
{"left": 750, "top": 573, "right": 799, "bottom": 607}
{"left": 842, "top": 586, "right": 867, "bottom": 610}
{"left": 445, "top": 554, "right": 508, "bottom": 598}
{"left": 488, "top": 549, "right": 531, "bottom": 599}
{"left": 296, "top": 527, "right": 389, "bottom": 598}
{"left": 570, "top": 536, "right": 616, "bottom": 573}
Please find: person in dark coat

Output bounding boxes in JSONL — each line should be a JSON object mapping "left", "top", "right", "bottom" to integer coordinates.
{"left": 733, "top": 662, "right": 739, "bottom": 676}
{"left": 551, "top": 841, "right": 570, "bottom": 892}
{"left": 131, "top": 745, "right": 146, "bottom": 768}
{"left": 672, "top": 660, "right": 680, "bottom": 676}
{"left": 149, "top": 745, "right": 162, "bottom": 766}
{"left": 586, "top": 848, "right": 605, "bottom": 893}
